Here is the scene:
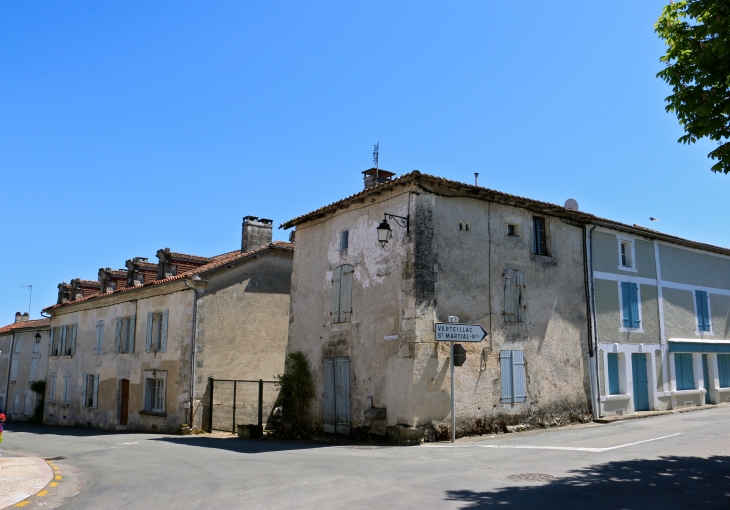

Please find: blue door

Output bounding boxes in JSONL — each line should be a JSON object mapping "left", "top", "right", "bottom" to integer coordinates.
{"left": 632, "top": 353, "right": 650, "bottom": 412}
{"left": 702, "top": 355, "right": 711, "bottom": 404}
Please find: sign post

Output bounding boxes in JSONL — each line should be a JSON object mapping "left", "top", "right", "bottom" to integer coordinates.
{"left": 435, "top": 323, "right": 487, "bottom": 442}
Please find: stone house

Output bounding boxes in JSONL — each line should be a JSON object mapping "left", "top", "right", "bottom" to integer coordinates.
{"left": 42, "top": 217, "right": 293, "bottom": 433}
{"left": 588, "top": 224, "right": 730, "bottom": 416}
{"left": 281, "top": 169, "right": 596, "bottom": 442}
{"left": 0, "top": 313, "right": 51, "bottom": 419}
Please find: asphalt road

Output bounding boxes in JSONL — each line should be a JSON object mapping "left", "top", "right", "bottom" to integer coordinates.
{"left": 3, "top": 406, "right": 730, "bottom": 509}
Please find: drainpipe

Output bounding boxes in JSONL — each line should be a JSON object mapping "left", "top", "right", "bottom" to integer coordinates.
{"left": 585, "top": 224, "right": 601, "bottom": 418}
{"left": 184, "top": 277, "right": 202, "bottom": 427}
{"left": 4, "top": 332, "right": 16, "bottom": 414}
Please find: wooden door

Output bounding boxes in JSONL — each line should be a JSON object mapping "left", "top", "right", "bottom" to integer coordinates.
{"left": 120, "top": 379, "right": 130, "bottom": 425}
{"left": 631, "top": 354, "right": 650, "bottom": 412}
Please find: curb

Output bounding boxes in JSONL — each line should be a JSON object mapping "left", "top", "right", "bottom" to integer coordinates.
{"left": 0, "top": 457, "right": 53, "bottom": 509}
{"left": 594, "top": 402, "right": 729, "bottom": 424}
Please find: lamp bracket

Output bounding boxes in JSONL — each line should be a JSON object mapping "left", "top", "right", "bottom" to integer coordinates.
{"left": 383, "top": 213, "right": 409, "bottom": 234}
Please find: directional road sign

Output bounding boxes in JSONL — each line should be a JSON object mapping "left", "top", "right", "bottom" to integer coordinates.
{"left": 435, "top": 323, "right": 487, "bottom": 342}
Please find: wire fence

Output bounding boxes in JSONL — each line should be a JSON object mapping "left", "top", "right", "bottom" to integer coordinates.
{"left": 208, "top": 378, "right": 279, "bottom": 433}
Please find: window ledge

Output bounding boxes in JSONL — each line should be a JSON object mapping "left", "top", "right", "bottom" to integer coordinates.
{"left": 617, "top": 266, "right": 638, "bottom": 273}
{"left": 619, "top": 328, "right": 645, "bottom": 334}
{"left": 600, "top": 394, "right": 631, "bottom": 402}
{"left": 47, "top": 402, "right": 56, "bottom": 406}
{"left": 716, "top": 387, "right": 730, "bottom": 392}
{"left": 671, "top": 389, "right": 705, "bottom": 396}
{"left": 139, "top": 410, "right": 167, "bottom": 418}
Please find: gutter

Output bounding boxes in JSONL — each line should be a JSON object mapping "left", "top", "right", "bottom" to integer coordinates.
{"left": 586, "top": 224, "right": 601, "bottom": 418}
{"left": 184, "top": 277, "right": 206, "bottom": 427}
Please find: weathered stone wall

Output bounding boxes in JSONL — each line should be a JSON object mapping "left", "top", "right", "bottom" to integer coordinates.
{"left": 0, "top": 328, "right": 50, "bottom": 419}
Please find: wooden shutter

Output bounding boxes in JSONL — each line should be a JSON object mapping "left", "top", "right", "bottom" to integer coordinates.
{"left": 93, "top": 374, "right": 99, "bottom": 408}
{"left": 96, "top": 320, "right": 103, "bottom": 354}
{"left": 514, "top": 270, "right": 525, "bottom": 322}
{"left": 49, "top": 373, "right": 56, "bottom": 402}
{"left": 114, "top": 317, "right": 122, "bottom": 353}
{"left": 628, "top": 283, "right": 640, "bottom": 328}
{"left": 82, "top": 374, "right": 88, "bottom": 407}
{"left": 621, "top": 282, "right": 631, "bottom": 327}
{"left": 322, "top": 358, "right": 336, "bottom": 433}
{"left": 504, "top": 270, "right": 515, "bottom": 322}
{"left": 69, "top": 324, "right": 77, "bottom": 355}
{"left": 10, "top": 359, "right": 19, "bottom": 382}
{"left": 718, "top": 354, "right": 730, "bottom": 388}
{"left": 500, "top": 350, "right": 513, "bottom": 403}
{"left": 512, "top": 350, "right": 526, "bottom": 403}
{"left": 607, "top": 353, "right": 620, "bottom": 395}
{"left": 160, "top": 310, "right": 169, "bottom": 352}
{"left": 129, "top": 315, "right": 136, "bottom": 352}
{"left": 676, "top": 353, "right": 695, "bottom": 391}
{"left": 695, "top": 291, "right": 710, "bottom": 332}
{"left": 146, "top": 312, "right": 154, "bottom": 352}
{"left": 340, "top": 265, "right": 354, "bottom": 323}
{"left": 334, "top": 357, "right": 351, "bottom": 435}
{"left": 29, "top": 357, "right": 38, "bottom": 382}
{"left": 63, "top": 373, "right": 70, "bottom": 404}
{"left": 331, "top": 266, "right": 342, "bottom": 323}
{"left": 60, "top": 326, "right": 67, "bottom": 356}
{"left": 49, "top": 328, "right": 54, "bottom": 356}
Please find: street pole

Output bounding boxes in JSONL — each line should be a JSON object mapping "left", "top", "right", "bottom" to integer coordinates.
{"left": 450, "top": 341, "right": 455, "bottom": 443}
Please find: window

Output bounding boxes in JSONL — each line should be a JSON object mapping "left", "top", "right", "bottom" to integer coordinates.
{"left": 13, "top": 392, "right": 20, "bottom": 414}
{"left": 507, "top": 224, "right": 517, "bottom": 236}
{"left": 503, "top": 270, "right": 525, "bottom": 323}
{"left": 62, "top": 373, "right": 71, "bottom": 405}
{"left": 533, "top": 217, "right": 548, "bottom": 256}
{"left": 66, "top": 324, "right": 77, "bottom": 356}
{"left": 115, "top": 315, "right": 136, "bottom": 353}
{"left": 619, "top": 240, "right": 635, "bottom": 269}
{"left": 29, "top": 357, "right": 38, "bottom": 382}
{"left": 82, "top": 374, "right": 99, "bottom": 408}
{"left": 718, "top": 354, "right": 730, "bottom": 388}
{"left": 675, "top": 353, "right": 695, "bottom": 391}
{"left": 32, "top": 335, "right": 40, "bottom": 354}
{"left": 146, "top": 310, "right": 169, "bottom": 352}
{"left": 500, "top": 350, "right": 526, "bottom": 403}
{"left": 331, "top": 264, "right": 354, "bottom": 323}
{"left": 9, "top": 359, "right": 19, "bottom": 383}
{"left": 145, "top": 378, "right": 165, "bottom": 413}
{"left": 340, "top": 230, "right": 349, "bottom": 252}
{"left": 695, "top": 290, "right": 712, "bottom": 333}
{"left": 23, "top": 392, "right": 32, "bottom": 416}
{"left": 48, "top": 373, "right": 57, "bottom": 402}
{"left": 619, "top": 282, "right": 642, "bottom": 331}
{"left": 49, "top": 325, "right": 77, "bottom": 356}
{"left": 14, "top": 338, "right": 21, "bottom": 353}
{"left": 95, "top": 320, "right": 104, "bottom": 354}
{"left": 607, "top": 353, "right": 620, "bottom": 395}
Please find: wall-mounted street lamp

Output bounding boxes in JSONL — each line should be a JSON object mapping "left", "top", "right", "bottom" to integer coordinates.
{"left": 34, "top": 332, "right": 42, "bottom": 345}
{"left": 376, "top": 213, "right": 409, "bottom": 247}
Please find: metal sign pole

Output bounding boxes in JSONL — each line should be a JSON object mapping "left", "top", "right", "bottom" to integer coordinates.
{"left": 450, "top": 341, "right": 455, "bottom": 443}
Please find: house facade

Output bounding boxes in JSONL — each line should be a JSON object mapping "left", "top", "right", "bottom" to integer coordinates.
{"left": 281, "top": 170, "right": 595, "bottom": 442}
{"left": 42, "top": 218, "right": 293, "bottom": 433}
{"left": 0, "top": 314, "right": 51, "bottom": 419}
{"left": 588, "top": 225, "right": 730, "bottom": 416}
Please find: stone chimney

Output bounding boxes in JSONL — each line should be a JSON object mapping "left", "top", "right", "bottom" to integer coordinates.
{"left": 14, "top": 312, "right": 29, "bottom": 323}
{"left": 242, "top": 216, "right": 273, "bottom": 252}
{"left": 57, "top": 282, "right": 72, "bottom": 304}
{"left": 362, "top": 168, "right": 396, "bottom": 190}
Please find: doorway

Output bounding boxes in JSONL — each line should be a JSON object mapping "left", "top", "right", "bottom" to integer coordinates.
{"left": 322, "top": 357, "right": 350, "bottom": 435}
{"left": 631, "top": 353, "right": 650, "bottom": 412}
{"left": 120, "top": 379, "right": 130, "bottom": 426}
{"left": 702, "top": 355, "right": 711, "bottom": 404}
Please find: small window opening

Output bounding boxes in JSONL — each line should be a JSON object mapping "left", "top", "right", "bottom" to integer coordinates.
{"left": 620, "top": 240, "right": 633, "bottom": 268}
{"left": 459, "top": 223, "right": 464, "bottom": 231}
{"left": 465, "top": 223, "right": 470, "bottom": 231}
{"left": 340, "top": 230, "right": 349, "bottom": 251}
{"left": 507, "top": 224, "right": 516, "bottom": 236}
{"left": 533, "top": 217, "right": 548, "bottom": 256}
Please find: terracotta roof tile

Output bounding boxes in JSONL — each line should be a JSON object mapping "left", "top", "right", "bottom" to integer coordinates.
{"left": 0, "top": 318, "right": 51, "bottom": 336}
{"left": 168, "top": 252, "right": 213, "bottom": 264}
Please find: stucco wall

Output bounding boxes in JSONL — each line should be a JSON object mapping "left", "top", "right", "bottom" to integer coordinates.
{"left": 594, "top": 279, "right": 661, "bottom": 344}
{"left": 591, "top": 231, "right": 657, "bottom": 279}
{"left": 659, "top": 243, "right": 730, "bottom": 289}
{"left": 0, "top": 328, "right": 50, "bottom": 419}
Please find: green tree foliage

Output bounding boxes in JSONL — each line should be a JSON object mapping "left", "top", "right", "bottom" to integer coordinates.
{"left": 655, "top": 1, "right": 730, "bottom": 173}
{"left": 275, "top": 351, "right": 314, "bottom": 438}
{"left": 29, "top": 379, "right": 46, "bottom": 424}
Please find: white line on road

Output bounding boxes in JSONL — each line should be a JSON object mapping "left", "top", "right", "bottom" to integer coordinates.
{"left": 479, "top": 433, "right": 682, "bottom": 452}
{"left": 120, "top": 442, "right": 139, "bottom": 445}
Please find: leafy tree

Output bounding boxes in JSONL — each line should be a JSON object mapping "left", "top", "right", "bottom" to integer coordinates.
{"left": 655, "top": 0, "right": 730, "bottom": 173}
{"left": 274, "top": 351, "right": 314, "bottom": 438}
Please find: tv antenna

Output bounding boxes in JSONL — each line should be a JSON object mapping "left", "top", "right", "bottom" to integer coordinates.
{"left": 20, "top": 284, "right": 32, "bottom": 317}
{"left": 373, "top": 142, "right": 379, "bottom": 183}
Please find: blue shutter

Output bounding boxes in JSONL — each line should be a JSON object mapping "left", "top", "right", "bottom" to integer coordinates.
{"left": 114, "top": 317, "right": 122, "bottom": 353}
{"left": 629, "top": 283, "right": 640, "bottom": 328}
{"left": 695, "top": 291, "right": 710, "bottom": 332}
{"left": 512, "top": 351, "right": 526, "bottom": 403}
{"left": 331, "top": 266, "right": 342, "bottom": 323}
{"left": 129, "top": 314, "right": 136, "bottom": 352}
{"left": 607, "top": 353, "right": 620, "bottom": 395}
{"left": 500, "top": 350, "right": 513, "bottom": 403}
{"left": 69, "top": 324, "right": 77, "bottom": 356}
{"left": 621, "top": 283, "right": 630, "bottom": 327}
{"left": 146, "top": 312, "right": 154, "bottom": 352}
{"left": 718, "top": 354, "right": 730, "bottom": 388}
{"left": 160, "top": 310, "right": 169, "bottom": 352}
{"left": 676, "top": 353, "right": 695, "bottom": 391}
{"left": 49, "top": 328, "right": 54, "bottom": 356}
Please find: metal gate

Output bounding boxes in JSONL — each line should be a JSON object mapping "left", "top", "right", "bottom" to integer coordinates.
{"left": 322, "top": 357, "right": 350, "bottom": 435}
{"left": 207, "top": 378, "right": 279, "bottom": 433}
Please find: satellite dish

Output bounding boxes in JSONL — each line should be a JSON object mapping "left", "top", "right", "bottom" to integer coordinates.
{"left": 564, "top": 198, "right": 579, "bottom": 211}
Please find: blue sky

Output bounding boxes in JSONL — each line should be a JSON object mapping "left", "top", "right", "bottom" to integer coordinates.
{"left": 1, "top": 1, "right": 726, "bottom": 322}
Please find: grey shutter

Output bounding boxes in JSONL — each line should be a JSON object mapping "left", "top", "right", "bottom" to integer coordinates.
{"left": 146, "top": 312, "right": 154, "bottom": 352}
{"left": 334, "top": 357, "right": 350, "bottom": 435}
{"left": 514, "top": 271, "right": 525, "bottom": 322}
{"left": 340, "top": 265, "right": 354, "bottom": 323}
{"left": 331, "top": 266, "right": 342, "bottom": 323}
{"left": 82, "top": 374, "right": 88, "bottom": 407}
{"left": 512, "top": 350, "right": 526, "bottom": 403}
{"left": 69, "top": 324, "right": 77, "bottom": 355}
{"left": 322, "top": 359, "right": 335, "bottom": 433}
{"left": 49, "top": 328, "right": 54, "bottom": 356}
{"left": 29, "top": 357, "right": 38, "bottom": 382}
{"left": 129, "top": 314, "right": 136, "bottom": 352}
{"left": 500, "top": 350, "right": 513, "bottom": 403}
{"left": 114, "top": 317, "right": 122, "bottom": 353}
{"left": 96, "top": 320, "right": 104, "bottom": 354}
{"left": 60, "top": 326, "right": 67, "bottom": 356}
{"left": 504, "top": 270, "right": 515, "bottom": 322}
{"left": 93, "top": 374, "right": 99, "bottom": 408}
{"left": 160, "top": 310, "right": 169, "bottom": 352}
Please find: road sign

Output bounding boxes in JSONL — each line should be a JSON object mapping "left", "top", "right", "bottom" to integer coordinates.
{"left": 435, "top": 323, "right": 487, "bottom": 342}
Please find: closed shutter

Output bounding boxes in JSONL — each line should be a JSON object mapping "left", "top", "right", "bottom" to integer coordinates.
{"left": 607, "top": 353, "right": 620, "bottom": 395}
{"left": 63, "top": 373, "right": 70, "bottom": 404}
{"left": 93, "top": 374, "right": 99, "bottom": 408}
{"left": 96, "top": 320, "right": 104, "bottom": 354}
{"left": 322, "top": 359, "right": 335, "bottom": 433}
{"left": 500, "top": 350, "right": 513, "bottom": 403}
{"left": 504, "top": 270, "right": 515, "bottom": 322}
{"left": 514, "top": 271, "right": 525, "bottom": 322}
{"left": 24, "top": 393, "right": 32, "bottom": 415}
{"left": 512, "top": 350, "right": 526, "bottom": 403}
{"left": 628, "top": 283, "right": 640, "bottom": 328}
{"left": 334, "top": 357, "right": 350, "bottom": 435}
{"left": 695, "top": 291, "right": 710, "bottom": 332}
{"left": 82, "top": 374, "right": 88, "bottom": 407}
{"left": 146, "top": 312, "right": 154, "bottom": 352}
{"left": 29, "top": 357, "right": 38, "bottom": 382}
{"left": 49, "top": 373, "right": 56, "bottom": 402}
{"left": 10, "top": 359, "right": 19, "bottom": 382}
{"left": 114, "top": 317, "right": 122, "bottom": 353}
{"left": 49, "top": 328, "right": 54, "bottom": 356}
{"left": 340, "top": 265, "right": 354, "bottom": 323}
{"left": 160, "top": 310, "right": 169, "bottom": 352}
{"left": 718, "top": 354, "right": 730, "bottom": 388}
{"left": 621, "top": 282, "right": 631, "bottom": 327}
{"left": 13, "top": 393, "right": 20, "bottom": 414}
{"left": 60, "top": 326, "right": 67, "bottom": 356}
{"left": 69, "top": 324, "right": 77, "bottom": 355}
{"left": 128, "top": 315, "right": 136, "bottom": 352}
{"left": 331, "top": 266, "right": 342, "bottom": 323}
{"left": 675, "top": 353, "right": 695, "bottom": 391}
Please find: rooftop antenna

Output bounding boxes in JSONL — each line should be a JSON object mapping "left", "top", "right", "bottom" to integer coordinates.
{"left": 20, "top": 284, "right": 32, "bottom": 317}
{"left": 373, "top": 142, "right": 379, "bottom": 185}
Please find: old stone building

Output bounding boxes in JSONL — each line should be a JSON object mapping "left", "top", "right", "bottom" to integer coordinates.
{"left": 42, "top": 217, "right": 293, "bottom": 433}
{"left": 281, "top": 170, "right": 596, "bottom": 442}
{"left": 0, "top": 313, "right": 51, "bottom": 419}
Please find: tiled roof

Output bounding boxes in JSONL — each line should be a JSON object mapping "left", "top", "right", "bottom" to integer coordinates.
{"left": 44, "top": 242, "right": 294, "bottom": 313}
{"left": 169, "top": 252, "right": 213, "bottom": 264}
{"left": 280, "top": 171, "right": 730, "bottom": 257}
{"left": 0, "top": 318, "right": 51, "bottom": 336}
{"left": 109, "top": 270, "right": 127, "bottom": 277}
{"left": 136, "top": 261, "right": 158, "bottom": 270}
{"left": 75, "top": 280, "right": 100, "bottom": 287}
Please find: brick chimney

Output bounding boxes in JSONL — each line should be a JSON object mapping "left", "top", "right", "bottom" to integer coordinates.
{"left": 362, "top": 168, "right": 395, "bottom": 189}
{"left": 241, "top": 216, "right": 273, "bottom": 252}
{"left": 57, "top": 282, "right": 72, "bottom": 304}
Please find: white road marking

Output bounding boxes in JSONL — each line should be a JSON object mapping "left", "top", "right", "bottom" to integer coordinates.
{"left": 120, "top": 442, "right": 139, "bottom": 445}
{"left": 480, "top": 433, "right": 682, "bottom": 452}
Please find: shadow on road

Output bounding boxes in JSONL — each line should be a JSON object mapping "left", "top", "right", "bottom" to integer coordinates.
{"left": 150, "top": 435, "right": 341, "bottom": 454}
{"left": 445, "top": 455, "right": 730, "bottom": 509}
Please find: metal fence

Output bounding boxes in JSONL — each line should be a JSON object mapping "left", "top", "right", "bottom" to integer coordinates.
{"left": 207, "top": 378, "right": 279, "bottom": 433}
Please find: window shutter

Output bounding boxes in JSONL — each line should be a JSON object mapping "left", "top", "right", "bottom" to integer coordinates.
{"left": 114, "top": 317, "right": 122, "bottom": 353}
{"left": 63, "top": 373, "right": 70, "bottom": 403}
{"left": 93, "top": 374, "right": 99, "bottom": 408}
{"left": 49, "top": 328, "right": 54, "bottom": 356}
{"left": 96, "top": 320, "right": 104, "bottom": 354}
{"left": 620, "top": 282, "right": 631, "bottom": 327}
{"left": 160, "top": 310, "right": 169, "bottom": 352}
{"left": 146, "top": 312, "right": 154, "bottom": 352}
{"left": 10, "top": 359, "right": 19, "bottom": 382}
{"left": 607, "top": 353, "right": 620, "bottom": 394}
{"left": 129, "top": 314, "right": 136, "bottom": 352}
{"left": 500, "top": 350, "right": 513, "bottom": 403}
{"left": 701, "top": 292, "right": 710, "bottom": 331}
{"left": 512, "top": 350, "right": 526, "bottom": 403}
{"left": 29, "top": 357, "right": 38, "bottom": 382}
{"left": 340, "top": 265, "right": 354, "bottom": 323}
{"left": 82, "top": 374, "right": 88, "bottom": 407}
{"left": 515, "top": 270, "right": 525, "bottom": 322}
{"left": 60, "top": 326, "right": 67, "bottom": 356}
{"left": 676, "top": 353, "right": 695, "bottom": 391}
{"left": 69, "top": 324, "right": 77, "bottom": 356}
{"left": 718, "top": 354, "right": 730, "bottom": 388}
{"left": 504, "top": 270, "right": 515, "bottom": 322}
{"left": 696, "top": 291, "right": 710, "bottom": 332}
{"left": 331, "top": 266, "right": 342, "bottom": 323}
{"left": 628, "top": 283, "right": 640, "bottom": 328}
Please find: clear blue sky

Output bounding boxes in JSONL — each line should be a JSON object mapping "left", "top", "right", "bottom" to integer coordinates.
{"left": 1, "top": 1, "right": 726, "bottom": 323}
